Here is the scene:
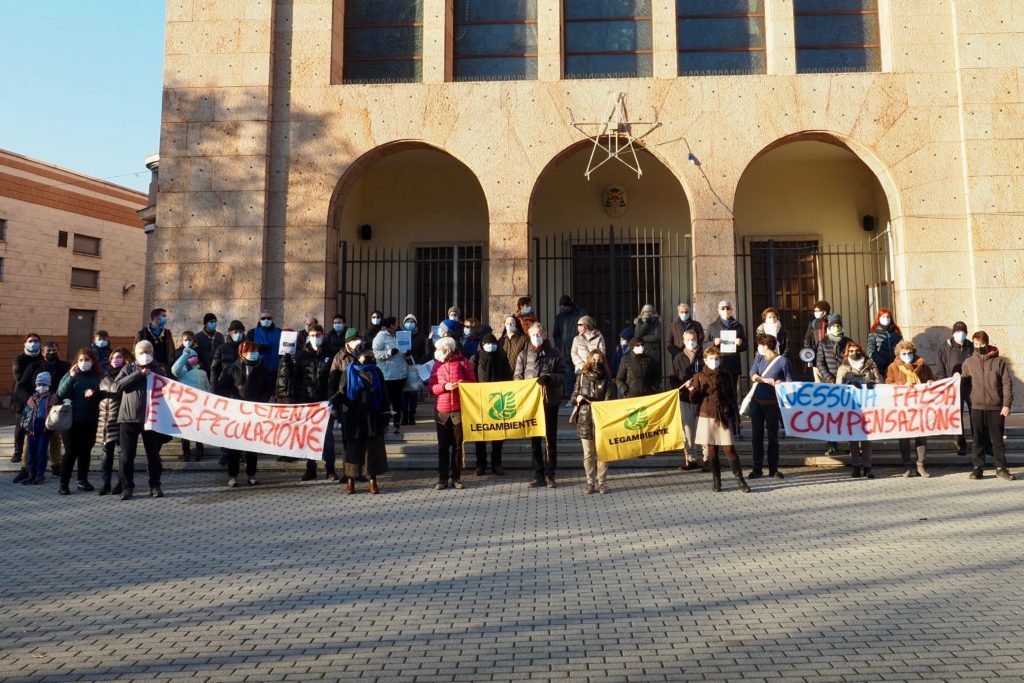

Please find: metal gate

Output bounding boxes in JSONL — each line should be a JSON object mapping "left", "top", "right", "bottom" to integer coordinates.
{"left": 533, "top": 225, "right": 692, "bottom": 374}
{"left": 338, "top": 241, "right": 488, "bottom": 331}
{"left": 735, "top": 228, "right": 895, "bottom": 380}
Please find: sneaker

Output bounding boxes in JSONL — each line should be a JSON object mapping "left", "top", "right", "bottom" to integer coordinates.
{"left": 851, "top": 467, "right": 862, "bottom": 478}
{"left": 119, "top": 488, "right": 133, "bottom": 501}
{"left": 435, "top": 481, "right": 447, "bottom": 491}
{"left": 968, "top": 467, "right": 983, "bottom": 479}
{"left": 527, "top": 479, "right": 543, "bottom": 488}
{"left": 77, "top": 481, "right": 95, "bottom": 492}
{"left": 150, "top": 487, "right": 164, "bottom": 498}
{"left": 453, "top": 480, "right": 464, "bottom": 490}
{"left": 227, "top": 477, "right": 238, "bottom": 488}
{"left": 584, "top": 483, "right": 595, "bottom": 494}
{"left": 248, "top": 478, "right": 259, "bottom": 486}
{"left": 98, "top": 485, "right": 111, "bottom": 496}
{"left": 12, "top": 469, "right": 29, "bottom": 484}
{"left": 995, "top": 468, "right": 1015, "bottom": 481}
{"left": 747, "top": 469, "right": 763, "bottom": 479}
{"left": 824, "top": 447, "right": 837, "bottom": 456}
{"left": 598, "top": 483, "right": 609, "bottom": 494}
{"left": 493, "top": 466, "right": 506, "bottom": 476}
{"left": 864, "top": 468, "right": 875, "bottom": 479}
{"left": 546, "top": 477, "right": 557, "bottom": 489}
{"left": 474, "top": 468, "right": 485, "bottom": 476}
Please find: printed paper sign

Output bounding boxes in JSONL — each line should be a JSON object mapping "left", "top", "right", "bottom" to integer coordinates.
{"left": 396, "top": 330, "right": 412, "bottom": 353}
{"left": 460, "top": 378, "right": 547, "bottom": 442}
{"left": 592, "top": 389, "right": 685, "bottom": 462}
{"left": 776, "top": 376, "right": 962, "bottom": 441}
{"left": 279, "top": 330, "right": 299, "bottom": 356}
{"left": 719, "top": 329, "right": 737, "bottom": 354}
{"left": 145, "top": 375, "right": 332, "bottom": 460}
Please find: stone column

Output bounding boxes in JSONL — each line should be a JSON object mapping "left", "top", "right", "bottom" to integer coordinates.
{"left": 765, "top": 0, "right": 797, "bottom": 75}
{"left": 488, "top": 222, "right": 531, "bottom": 331}
{"left": 423, "top": 0, "right": 451, "bottom": 83}
{"left": 652, "top": 0, "right": 678, "bottom": 79}
{"left": 690, "top": 217, "right": 738, "bottom": 326}
{"left": 537, "top": 0, "right": 562, "bottom": 82}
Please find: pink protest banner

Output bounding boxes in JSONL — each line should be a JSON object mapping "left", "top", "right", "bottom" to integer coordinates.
{"left": 776, "top": 375, "right": 962, "bottom": 441}
{"left": 145, "top": 374, "right": 332, "bottom": 460}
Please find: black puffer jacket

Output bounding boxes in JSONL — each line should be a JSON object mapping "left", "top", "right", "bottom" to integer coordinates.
{"left": 211, "top": 339, "right": 242, "bottom": 386}
{"left": 616, "top": 341, "right": 659, "bottom": 398}
{"left": 513, "top": 341, "right": 567, "bottom": 405}
{"left": 97, "top": 369, "right": 123, "bottom": 444}
{"left": 815, "top": 335, "right": 851, "bottom": 382}
{"left": 216, "top": 359, "right": 274, "bottom": 402}
{"left": 11, "top": 351, "right": 43, "bottom": 413}
{"left": 571, "top": 370, "right": 615, "bottom": 440}
{"left": 289, "top": 343, "right": 334, "bottom": 402}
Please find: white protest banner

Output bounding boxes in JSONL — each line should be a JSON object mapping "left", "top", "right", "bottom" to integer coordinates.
{"left": 775, "top": 376, "right": 962, "bottom": 441}
{"left": 396, "top": 330, "right": 412, "bottom": 353}
{"left": 145, "top": 374, "right": 332, "bottom": 460}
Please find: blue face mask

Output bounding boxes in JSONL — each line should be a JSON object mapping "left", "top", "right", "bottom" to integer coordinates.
{"left": 900, "top": 353, "right": 914, "bottom": 363}
{"left": 231, "top": 332, "right": 243, "bottom": 343}
{"left": 26, "top": 341, "right": 40, "bottom": 353}
{"left": 158, "top": 316, "right": 168, "bottom": 327}
{"left": 483, "top": 343, "right": 497, "bottom": 353}
{"left": 309, "top": 336, "right": 323, "bottom": 348}
{"left": 333, "top": 323, "right": 344, "bottom": 332}
{"left": 182, "top": 340, "right": 193, "bottom": 348}
{"left": 260, "top": 319, "right": 272, "bottom": 328}
{"left": 522, "top": 306, "right": 532, "bottom": 315}
{"left": 404, "top": 322, "right": 415, "bottom": 331}
{"left": 206, "top": 321, "right": 217, "bottom": 331}
{"left": 245, "top": 352, "right": 260, "bottom": 362}
{"left": 94, "top": 339, "right": 109, "bottom": 348}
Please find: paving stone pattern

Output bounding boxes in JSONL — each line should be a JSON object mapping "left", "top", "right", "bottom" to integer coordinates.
{"left": 2, "top": 467, "right": 1023, "bottom": 682}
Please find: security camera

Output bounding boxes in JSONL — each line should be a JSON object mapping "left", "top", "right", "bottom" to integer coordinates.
{"left": 143, "top": 223, "right": 155, "bottom": 235}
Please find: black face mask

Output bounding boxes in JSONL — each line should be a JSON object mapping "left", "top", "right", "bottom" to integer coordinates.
{"left": 849, "top": 352, "right": 864, "bottom": 361}
{"left": 974, "top": 345, "right": 988, "bottom": 356}
{"left": 45, "top": 352, "right": 58, "bottom": 362}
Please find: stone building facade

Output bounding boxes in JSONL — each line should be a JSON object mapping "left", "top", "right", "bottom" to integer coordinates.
{"left": 153, "top": 0, "right": 1023, "bottom": 402}
{"left": 0, "top": 150, "right": 148, "bottom": 389}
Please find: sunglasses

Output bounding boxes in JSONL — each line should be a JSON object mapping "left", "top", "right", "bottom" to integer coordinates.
{"left": 260, "top": 317, "right": 273, "bottom": 321}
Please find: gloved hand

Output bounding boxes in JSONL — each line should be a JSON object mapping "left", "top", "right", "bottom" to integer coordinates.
{"left": 536, "top": 374, "right": 550, "bottom": 386}
{"left": 866, "top": 382, "right": 876, "bottom": 390}
{"left": 391, "top": 348, "right": 399, "bottom": 356}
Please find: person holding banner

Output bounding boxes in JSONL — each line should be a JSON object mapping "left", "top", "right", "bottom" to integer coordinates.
{"left": 885, "top": 341, "right": 935, "bottom": 478}
{"left": 835, "top": 342, "right": 882, "bottom": 479}
{"left": 670, "top": 328, "right": 704, "bottom": 471}
{"left": 684, "top": 347, "right": 749, "bottom": 493}
{"left": 112, "top": 340, "right": 168, "bottom": 500}
{"left": 748, "top": 334, "right": 794, "bottom": 480}
{"left": 815, "top": 313, "right": 851, "bottom": 457}
{"left": 472, "top": 333, "right": 511, "bottom": 476}
{"left": 211, "top": 320, "right": 246, "bottom": 387}
{"left": 337, "top": 342, "right": 389, "bottom": 494}
{"left": 280, "top": 324, "right": 339, "bottom": 482}
{"left": 429, "top": 337, "right": 476, "bottom": 490}
{"left": 961, "top": 331, "right": 1015, "bottom": 481}
{"left": 215, "top": 341, "right": 274, "bottom": 487}
{"left": 572, "top": 350, "right": 615, "bottom": 494}
{"left": 616, "top": 338, "right": 659, "bottom": 399}
{"left": 936, "top": 321, "right": 974, "bottom": 456}
{"left": 172, "top": 331, "right": 208, "bottom": 462}
{"left": 514, "top": 323, "right": 566, "bottom": 488}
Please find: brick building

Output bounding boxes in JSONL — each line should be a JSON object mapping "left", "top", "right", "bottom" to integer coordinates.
{"left": 0, "top": 149, "right": 148, "bottom": 396}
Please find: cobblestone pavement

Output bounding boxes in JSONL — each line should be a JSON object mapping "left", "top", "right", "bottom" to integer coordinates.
{"left": 2, "top": 466, "right": 1023, "bottom": 682}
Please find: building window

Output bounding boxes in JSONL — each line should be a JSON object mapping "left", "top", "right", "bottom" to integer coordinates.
{"left": 343, "top": 0, "right": 424, "bottom": 84}
{"left": 564, "top": 0, "right": 653, "bottom": 79}
{"left": 0, "top": 258, "right": 5, "bottom": 281}
{"left": 677, "top": 0, "right": 766, "bottom": 76}
{"left": 0, "top": 218, "right": 7, "bottom": 241}
{"left": 73, "top": 234, "right": 102, "bottom": 257}
{"left": 794, "top": 0, "right": 881, "bottom": 73}
{"left": 454, "top": 0, "right": 538, "bottom": 82}
{"left": 58, "top": 230, "right": 68, "bottom": 248}
{"left": 70, "top": 268, "right": 100, "bottom": 290}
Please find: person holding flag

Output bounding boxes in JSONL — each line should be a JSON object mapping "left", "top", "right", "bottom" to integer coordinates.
{"left": 571, "top": 350, "right": 616, "bottom": 494}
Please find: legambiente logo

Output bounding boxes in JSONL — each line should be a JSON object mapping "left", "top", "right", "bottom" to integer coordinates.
{"left": 488, "top": 391, "right": 517, "bottom": 421}
{"left": 624, "top": 407, "right": 649, "bottom": 431}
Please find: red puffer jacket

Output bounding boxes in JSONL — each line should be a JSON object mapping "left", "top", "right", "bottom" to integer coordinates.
{"left": 429, "top": 352, "right": 477, "bottom": 413}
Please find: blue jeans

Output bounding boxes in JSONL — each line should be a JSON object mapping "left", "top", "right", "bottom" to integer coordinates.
{"left": 749, "top": 400, "right": 780, "bottom": 471}
{"left": 27, "top": 432, "right": 51, "bottom": 479}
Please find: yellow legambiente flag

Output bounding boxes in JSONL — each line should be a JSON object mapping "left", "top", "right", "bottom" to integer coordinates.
{"left": 592, "top": 388, "right": 685, "bottom": 462}
{"left": 460, "top": 378, "right": 547, "bottom": 442}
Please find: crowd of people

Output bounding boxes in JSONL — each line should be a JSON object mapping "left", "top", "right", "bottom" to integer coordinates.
{"left": 9, "top": 295, "right": 1016, "bottom": 499}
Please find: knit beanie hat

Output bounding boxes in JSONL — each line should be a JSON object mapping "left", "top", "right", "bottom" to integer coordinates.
{"left": 35, "top": 371, "right": 52, "bottom": 387}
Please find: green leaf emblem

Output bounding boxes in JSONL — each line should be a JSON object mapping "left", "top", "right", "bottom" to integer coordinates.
{"left": 623, "top": 407, "right": 649, "bottom": 431}
{"left": 488, "top": 391, "right": 517, "bottom": 421}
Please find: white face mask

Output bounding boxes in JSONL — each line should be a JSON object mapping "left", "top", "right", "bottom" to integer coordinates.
{"left": 705, "top": 359, "right": 720, "bottom": 370}
{"left": 679, "top": 312, "right": 690, "bottom": 322}
{"left": 483, "top": 343, "right": 497, "bottom": 353}
{"left": 136, "top": 353, "right": 153, "bottom": 366}
{"left": 78, "top": 360, "right": 93, "bottom": 372}
{"left": 814, "top": 311, "right": 825, "bottom": 320}
{"left": 757, "top": 346, "right": 768, "bottom": 356}
{"left": 36, "top": 385, "right": 48, "bottom": 394}
{"left": 530, "top": 335, "right": 544, "bottom": 347}
{"left": 764, "top": 321, "right": 781, "bottom": 335}
{"left": 309, "top": 336, "right": 323, "bottom": 348}
{"left": 900, "top": 353, "right": 914, "bottom": 363}
{"left": 463, "top": 327, "right": 473, "bottom": 337}
{"left": 684, "top": 340, "right": 698, "bottom": 350}
{"left": 851, "top": 357, "right": 865, "bottom": 369}
{"left": 632, "top": 346, "right": 644, "bottom": 355}
{"left": 880, "top": 316, "right": 891, "bottom": 326}
{"left": 953, "top": 331, "right": 967, "bottom": 344}
{"left": 433, "top": 349, "right": 447, "bottom": 362}
{"left": 505, "top": 323, "right": 516, "bottom": 334}
{"left": 371, "top": 317, "right": 381, "bottom": 325}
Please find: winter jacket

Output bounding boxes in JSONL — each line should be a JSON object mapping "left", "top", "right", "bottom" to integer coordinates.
{"left": 193, "top": 330, "right": 225, "bottom": 373}
{"left": 634, "top": 314, "right": 663, "bottom": 348}
{"left": 867, "top": 326, "right": 902, "bottom": 378}
{"left": 688, "top": 368, "right": 738, "bottom": 425}
{"left": 705, "top": 317, "right": 747, "bottom": 377}
{"left": 328, "top": 350, "right": 356, "bottom": 399}
{"left": 336, "top": 363, "right": 389, "bottom": 441}
{"left": 429, "top": 352, "right": 476, "bottom": 414}
{"left": 936, "top": 337, "right": 973, "bottom": 398}
{"left": 755, "top": 323, "right": 791, "bottom": 359}
{"left": 20, "top": 392, "right": 51, "bottom": 435}
{"left": 885, "top": 357, "right": 935, "bottom": 386}
{"left": 670, "top": 348, "right": 702, "bottom": 401}
{"left": 499, "top": 330, "right": 529, "bottom": 370}
{"left": 836, "top": 359, "right": 882, "bottom": 387}
{"left": 211, "top": 339, "right": 242, "bottom": 386}
{"left": 56, "top": 371, "right": 102, "bottom": 422}
{"left": 135, "top": 326, "right": 175, "bottom": 368}
{"left": 111, "top": 362, "right": 168, "bottom": 424}
{"left": 961, "top": 352, "right": 1014, "bottom": 411}
{"left": 325, "top": 327, "right": 348, "bottom": 350}
{"left": 553, "top": 305, "right": 585, "bottom": 357}
{"left": 172, "top": 350, "right": 212, "bottom": 392}
{"left": 462, "top": 332, "right": 483, "bottom": 360}
{"left": 570, "top": 330, "right": 606, "bottom": 373}
{"left": 815, "top": 335, "right": 852, "bottom": 382}
{"left": 97, "top": 370, "right": 123, "bottom": 445}
{"left": 666, "top": 318, "right": 706, "bottom": 358}
{"left": 473, "top": 347, "right": 513, "bottom": 383}
{"left": 615, "top": 348, "right": 659, "bottom": 398}
{"left": 11, "top": 350, "right": 43, "bottom": 413}
{"left": 407, "top": 330, "right": 430, "bottom": 364}
{"left": 571, "top": 370, "right": 615, "bottom": 441}
{"left": 372, "top": 329, "right": 407, "bottom": 382}
{"left": 247, "top": 324, "right": 282, "bottom": 372}
{"left": 513, "top": 342, "right": 567, "bottom": 405}
{"left": 90, "top": 342, "right": 112, "bottom": 371}
{"left": 803, "top": 317, "right": 829, "bottom": 352}
{"left": 215, "top": 358, "right": 275, "bottom": 403}
{"left": 283, "top": 343, "right": 334, "bottom": 403}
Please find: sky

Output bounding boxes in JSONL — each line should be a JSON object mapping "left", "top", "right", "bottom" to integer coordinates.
{"left": 0, "top": 2, "right": 166, "bottom": 193}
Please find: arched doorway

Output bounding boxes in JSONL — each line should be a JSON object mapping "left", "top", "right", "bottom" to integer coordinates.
{"left": 734, "top": 134, "right": 898, "bottom": 376}
{"left": 330, "top": 143, "right": 489, "bottom": 331}
{"left": 528, "top": 142, "right": 693, "bottom": 358}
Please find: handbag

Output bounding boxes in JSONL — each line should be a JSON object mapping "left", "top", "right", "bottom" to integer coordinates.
{"left": 45, "top": 401, "right": 73, "bottom": 432}
{"left": 739, "top": 355, "right": 782, "bottom": 416}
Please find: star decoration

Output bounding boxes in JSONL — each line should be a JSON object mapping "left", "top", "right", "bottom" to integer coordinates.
{"left": 569, "top": 92, "right": 662, "bottom": 180}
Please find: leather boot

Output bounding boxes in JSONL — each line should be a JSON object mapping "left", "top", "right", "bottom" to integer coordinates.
{"left": 194, "top": 443, "right": 204, "bottom": 461}
{"left": 346, "top": 478, "right": 355, "bottom": 495}
{"left": 180, "top": 443, "right": 190, "bottom": 461}
{"left": 710, "top": 455, "right": 722, "bottom": 492}
{"left": 369, "top": 478, "right": 380, "bottom": 495}
{"left": 730, "top": 458, "right": 751, "bottom": 493}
